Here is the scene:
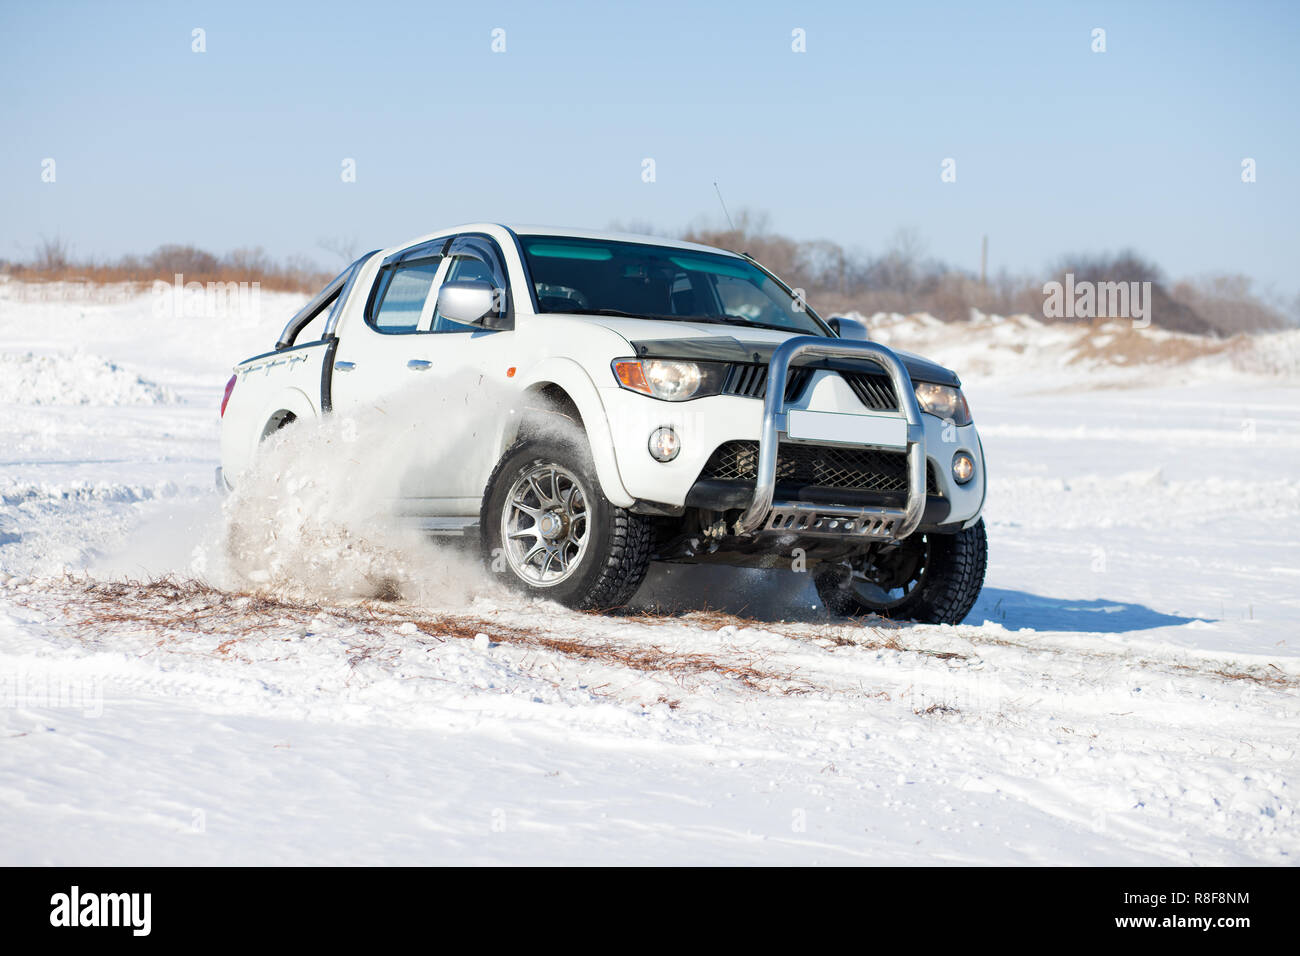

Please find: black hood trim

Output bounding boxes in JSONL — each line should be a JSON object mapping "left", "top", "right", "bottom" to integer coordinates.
{"left": 627, "top": 335, "right": 961, "bottom": 387}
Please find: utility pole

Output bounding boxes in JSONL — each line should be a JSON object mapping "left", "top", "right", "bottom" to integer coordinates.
{"left": 980, "top": 234, "right": 988, "bottom": 288}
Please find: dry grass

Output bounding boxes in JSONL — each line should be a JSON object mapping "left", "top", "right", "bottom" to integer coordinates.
{"left": 1064, "top": 320, "right": 1232, "bottom": 367}
{"left": 4, "top": 239, "right": 332, "bottom": 294}
{"left": 19, "top": 575, "right": 1294, "bottom": 701}
{"left": 4, "top": 265, "right": 328, "bottom": 294}
{"left": 914, "top": 702, "right": 960, "bottom": 717}
{"left": 7, "top": 264, "right": 330, "bottom": 293}
{"left": 622, "top": 604, "right": 968, "bottom": 662}
{"left": 30, "top": 575, "right": 810, "bottom": 694}
{"left": 965, "top": 630, "right": 1300, "bottom": 692}
{"left": 405, "top": 614, "right": 796, "bottom": 691}
{"left": 1210, "top": 665, "right": 1295, "bottom": 689}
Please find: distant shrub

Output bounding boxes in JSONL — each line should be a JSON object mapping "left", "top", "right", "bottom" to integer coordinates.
{"left": 3, "top": 239, "right": 332, "bottom": 293}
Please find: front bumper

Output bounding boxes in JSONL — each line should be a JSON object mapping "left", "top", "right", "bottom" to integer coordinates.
{"left": 733, "top": 338, "right": 923, "bottom": 539}
{"left": 597, "top": 337, "right": 985, "bottom": 539}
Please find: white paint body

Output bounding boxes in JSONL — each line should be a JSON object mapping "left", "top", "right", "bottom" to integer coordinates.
{"left": 219, "top": 223, "right": 985, "bottom": 528}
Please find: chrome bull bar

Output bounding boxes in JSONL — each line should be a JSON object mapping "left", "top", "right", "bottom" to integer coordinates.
{"left": 733, "top": 336, "right": 927, "bottom": 540}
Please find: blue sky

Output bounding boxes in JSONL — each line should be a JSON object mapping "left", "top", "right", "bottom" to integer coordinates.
{"left": 2, "top": 0, "right": 1297, "bottom": 294}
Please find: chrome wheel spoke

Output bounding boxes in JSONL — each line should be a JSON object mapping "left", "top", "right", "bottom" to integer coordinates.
{"left": 501, "top": 461, "right": 592, "bottom": 587}
{"left": 527, "top": 474, "right": 553, "bottom": 508}
{"left": 510, "top": 499, "right": 545, "bottom": 520}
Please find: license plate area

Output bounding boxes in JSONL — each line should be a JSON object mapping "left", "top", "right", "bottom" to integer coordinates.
{"left": 785, "top": 409, "right": 907, "bottom": 449}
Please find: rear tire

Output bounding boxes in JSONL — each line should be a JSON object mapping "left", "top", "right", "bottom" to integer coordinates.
{"left": 480, "top": 437, "right": 652, "bottom": 610}
{"left": 815, "top": 519, "right": 987, "bottom": 625}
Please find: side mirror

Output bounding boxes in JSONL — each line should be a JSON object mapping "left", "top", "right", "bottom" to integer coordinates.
{"left": 828, "top": 315, "right": 870, "bottom": 340}
{"left": 436, "top": 279, "right": 499, "bottom": 325}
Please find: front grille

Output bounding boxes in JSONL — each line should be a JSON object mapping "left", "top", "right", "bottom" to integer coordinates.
{"left": 840, "top": 371, "right": 897, "bottom": 411}
{"left": 701, "top": 441, "right": 939, "bottom": 496}
{"left": 723, "top": 363, "right": 813, "bottom": 402}
{"left": 722, "top": 364, "right": 898, "bottom": 412}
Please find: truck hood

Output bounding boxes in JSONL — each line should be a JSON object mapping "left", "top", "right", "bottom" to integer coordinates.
{"left": 577, "top": 315, "right": 961, "bottom": 388}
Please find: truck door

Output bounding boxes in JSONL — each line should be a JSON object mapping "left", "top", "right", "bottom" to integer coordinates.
{"left": 329, "top": 234, "right": 515, "bottom": 515}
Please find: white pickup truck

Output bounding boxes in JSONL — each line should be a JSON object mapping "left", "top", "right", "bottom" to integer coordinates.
{"left": 219, "top": 224, "right": 987, "bottom": 622}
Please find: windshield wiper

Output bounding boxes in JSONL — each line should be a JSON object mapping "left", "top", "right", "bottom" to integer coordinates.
{"left": 551, "top": 307, "right": 819, "bottom": 335}
{"left": 547, "top": 307, "right": 678, "bottom": 320}
{"left": 682, "top": 314, "right": 820, "bottom": 335}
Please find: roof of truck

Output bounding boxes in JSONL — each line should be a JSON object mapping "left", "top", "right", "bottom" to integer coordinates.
{"left": 386, "top": 223, "right": 745, "bottom": 260}
{"left": 507, "top": 224, "right": 745, "bottom": 257}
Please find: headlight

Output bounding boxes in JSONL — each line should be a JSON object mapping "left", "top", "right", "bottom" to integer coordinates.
{"left": 612, "top": 359, "right": 727, "bottom": 401}
{"left": 914, "top": 382, "right": 972, "bottom": 426}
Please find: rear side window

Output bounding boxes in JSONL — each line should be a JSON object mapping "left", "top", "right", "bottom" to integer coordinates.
{"left": 369, "top": 258, "right": 442, "bottom": 333}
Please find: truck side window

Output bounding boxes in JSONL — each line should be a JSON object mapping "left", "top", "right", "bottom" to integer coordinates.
{"left": 369, "top": 257, "right": 442, "bottom": 334}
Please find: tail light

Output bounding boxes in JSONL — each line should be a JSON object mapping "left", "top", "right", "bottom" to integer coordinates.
{"left": 220, "top": 374, "right": 237, "bottom": 417}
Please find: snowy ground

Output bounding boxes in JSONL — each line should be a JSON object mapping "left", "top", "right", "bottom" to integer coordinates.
{"left": 0, "top": 281, "right": 1297, "bottom": 865}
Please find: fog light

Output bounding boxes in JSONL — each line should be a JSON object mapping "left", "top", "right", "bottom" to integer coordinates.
{"left": 648, "top": 427, "right": 680, "bottom": 462}
{"left": 952, "top": 451, "right": 975, "bottom": 484}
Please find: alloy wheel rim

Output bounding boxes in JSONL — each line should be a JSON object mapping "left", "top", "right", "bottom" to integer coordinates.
{"left": 501, "top": 462, "right": 591, "bottom": 587}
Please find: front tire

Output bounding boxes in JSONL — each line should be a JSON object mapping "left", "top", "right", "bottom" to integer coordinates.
{"left": 480, "top": 438, "right": 652, "bottom": 610}
{"left": 815, "top": 519, "right": 987, "bottom": 625}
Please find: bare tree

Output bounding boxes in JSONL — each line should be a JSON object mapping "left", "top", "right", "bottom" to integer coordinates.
{"left": 34, "top": 235, "right": 71, "bottom": 271}
{"left": 1169, "top": 274, "right": 1291, "bottom": 333}
{"left": 147, "top": 244, "right": 220, "bottom": 276}
{"left": 317, "top": 236, "right": 360, "bottom": 266}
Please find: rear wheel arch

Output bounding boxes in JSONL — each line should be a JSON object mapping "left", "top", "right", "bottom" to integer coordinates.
{"left": 245, "top": 386, "right": 317, "bottom": 460}
{"left": 260, "top": 409, "right": 298, "bottom": 440}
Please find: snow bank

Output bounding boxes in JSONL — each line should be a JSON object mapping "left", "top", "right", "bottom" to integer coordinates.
{"left": 0, "top": 351, "right": 174, "bottom": 406}
{"left": 0, "top": 281, "right": 307, "bottom": 388}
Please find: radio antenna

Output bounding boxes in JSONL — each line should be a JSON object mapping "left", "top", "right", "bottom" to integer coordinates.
{"left": 713, "top": 181, "right": 737, "bottom": 233}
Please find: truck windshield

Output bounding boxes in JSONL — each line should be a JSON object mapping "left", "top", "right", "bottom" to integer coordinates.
{"left": 520, "top": 236, "right": 828, "bottom": 335}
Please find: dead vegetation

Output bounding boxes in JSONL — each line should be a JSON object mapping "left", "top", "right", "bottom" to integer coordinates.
{"left": 966, "top": 627, "right": 1300, "bottom": 692}
{"left": 12, "top": 574, "right": 1296, "bottom": 702}
{"left": 8, "top": 219, "right": 1295, "bottom": 331}
{"left": 914, "top": 702, "right": 961, "bottom": 717}
{"left": 1063, "top": 319, "right": 1233, "bottom": 368}
{"left": 27, "top": 575, "right": 810, "bottom": 694}
{"left": 1207, "top": 664, "right": 1295, "bottom": 689}
{"left": 681, "top": 213, "right": 1297, "bottom": 333}
{"left": 622, "top": 604, "right": 980, "bottom": 668}
{"left": 3, "top": 238, "right": 332, "bottom": 293}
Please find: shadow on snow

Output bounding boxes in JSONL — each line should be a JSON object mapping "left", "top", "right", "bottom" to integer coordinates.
{"left": 971, "top": 587, "right": 1206, "bottom": 633}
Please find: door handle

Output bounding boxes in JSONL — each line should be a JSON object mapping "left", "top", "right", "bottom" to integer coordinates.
{"left": 407, "top": 359, "right": 432, "bottom": 371}
{"left": 334, "top": 361, "right": 356, "bottom": 372}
